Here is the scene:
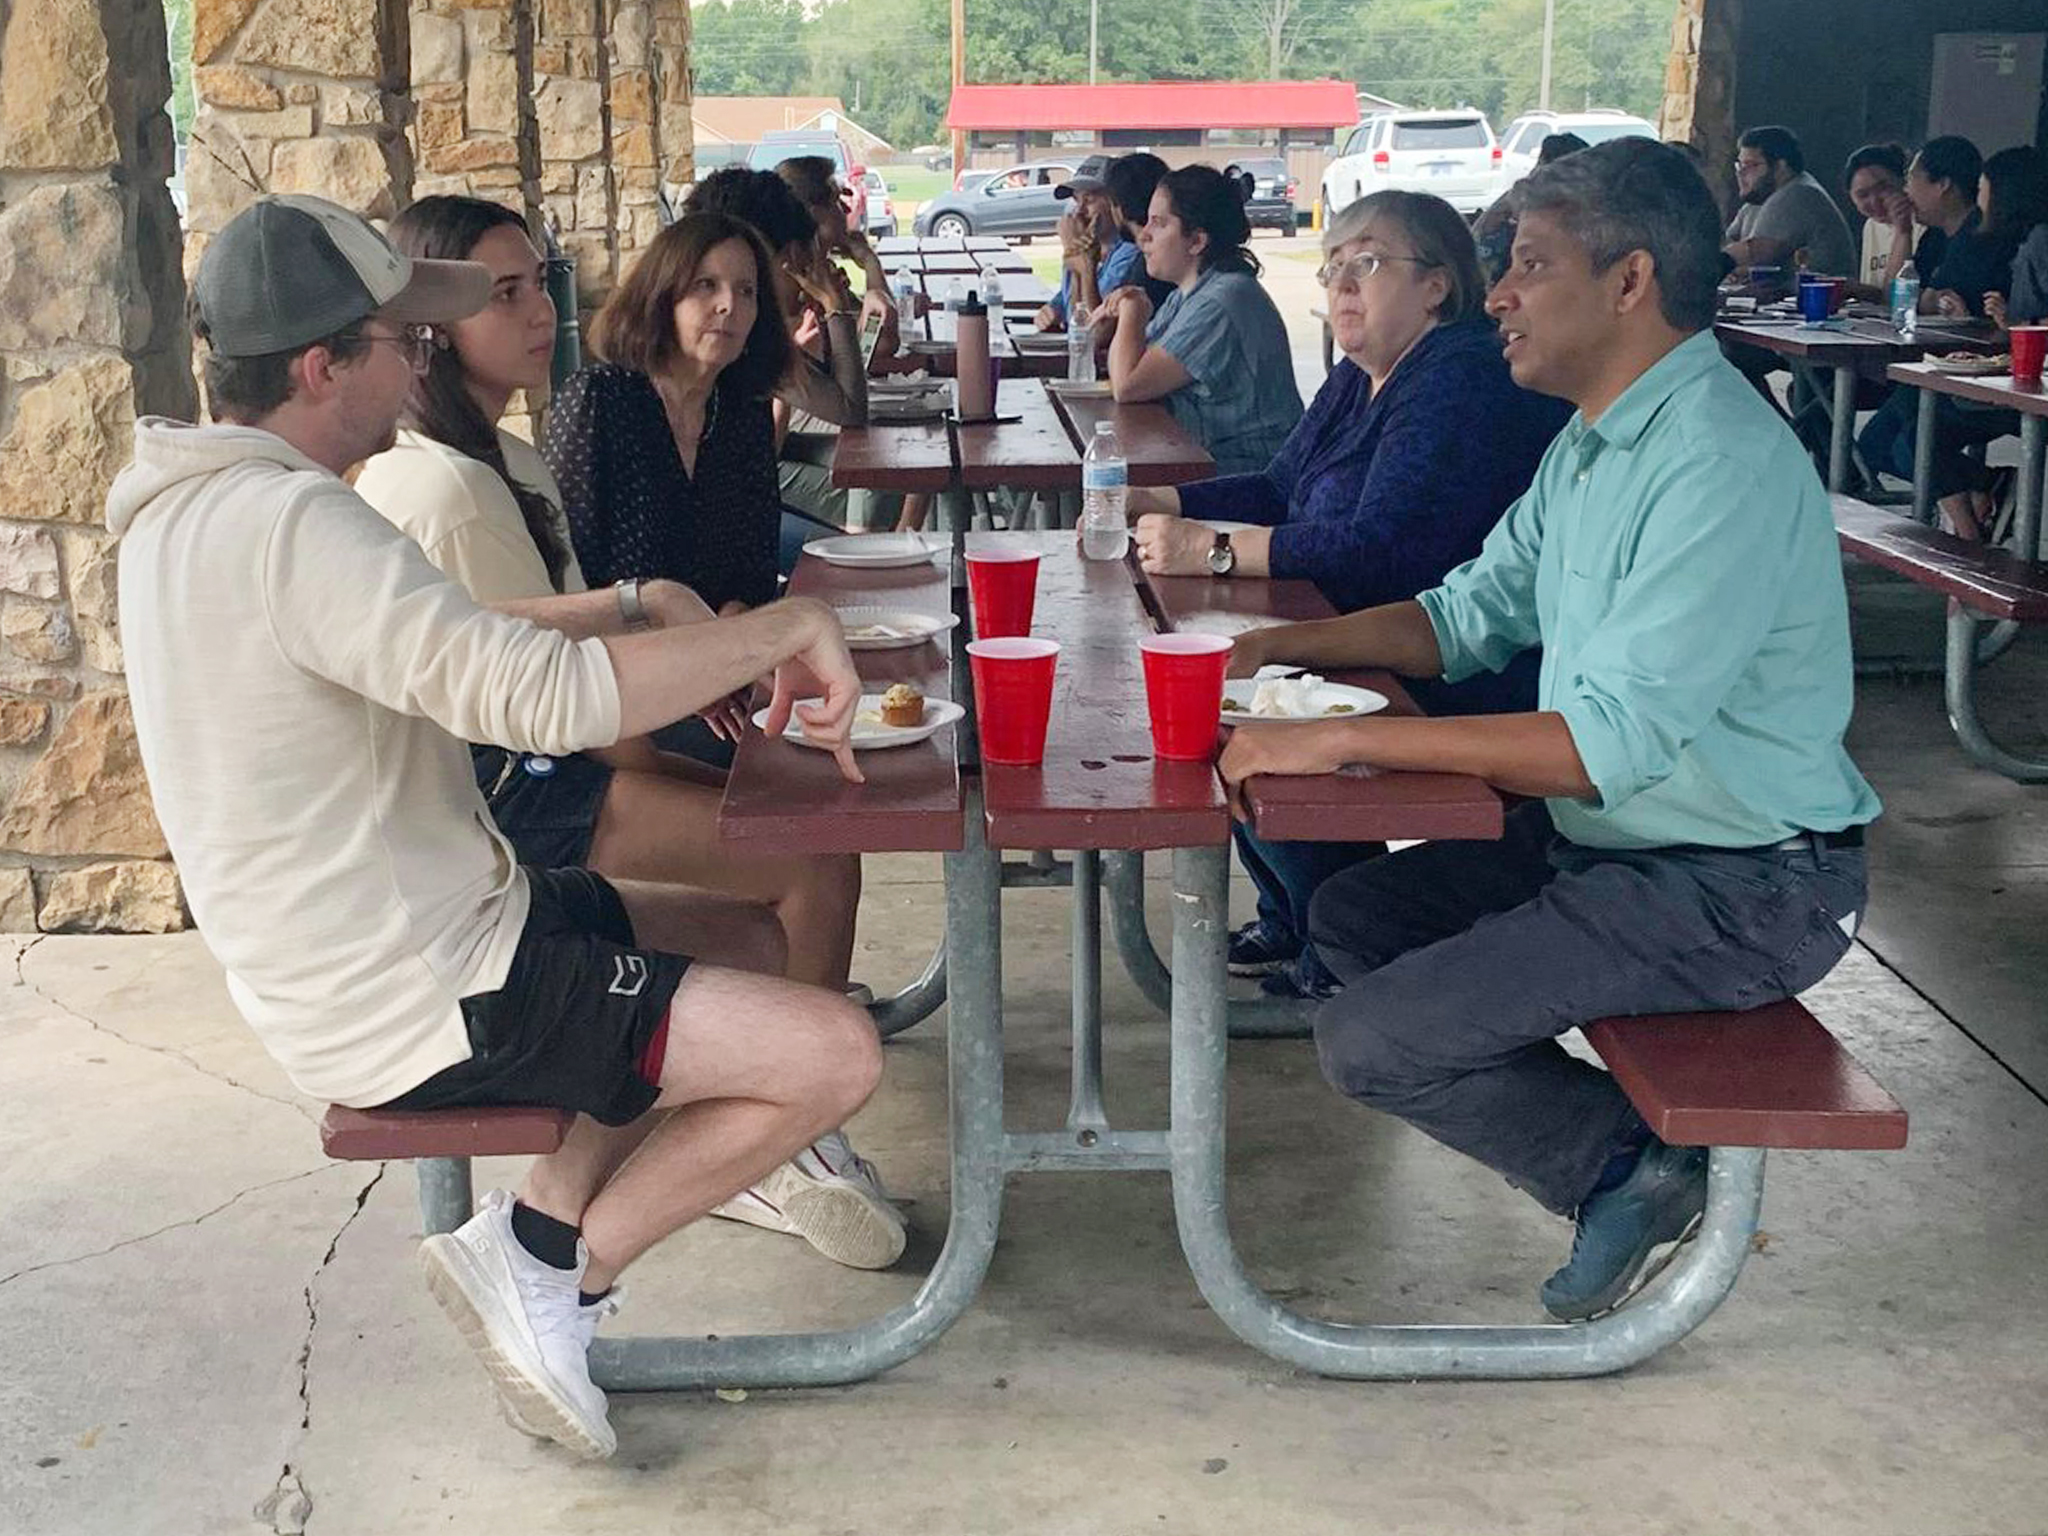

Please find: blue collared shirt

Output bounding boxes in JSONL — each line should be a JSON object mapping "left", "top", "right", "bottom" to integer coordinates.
{"left": 1051, "top": 237, "right": 1148, "bottom": 323}
{"left": 1417, "top": 331, "right": 1881, "bottom": 849}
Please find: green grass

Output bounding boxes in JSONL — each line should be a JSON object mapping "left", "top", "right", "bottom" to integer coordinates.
{"left": 876, "top": 165, "right": 953, "bottom": 208}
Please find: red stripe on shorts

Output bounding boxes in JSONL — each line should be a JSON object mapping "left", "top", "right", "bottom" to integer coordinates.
{"left": 637, "top": 1007, "right": 671, "bottom": 1088}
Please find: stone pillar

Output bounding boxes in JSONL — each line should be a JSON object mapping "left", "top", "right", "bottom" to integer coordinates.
{"left": 1661, "top": 0, "right": 1741, "bottom": 209}
{"left": 185, "top": 0, "right": 413, "bottom": 270}
{"left": 0, "top": 0, "right": 198, "bottom": 931}
{"left": 649, "top": 0, "right": 693, "bottom": 201}
{"left": 534, "top": 0, "right": 614, "bottom": 309}
{"left": 410, "top": 0, "right": 542, "bottom": 220}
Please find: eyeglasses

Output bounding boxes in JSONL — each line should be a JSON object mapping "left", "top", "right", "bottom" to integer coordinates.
{"left": 1734, "top": 159, "right": 1768, "bottom": 175}
{"left": 362, "top": 323, "right": 438, "bottom": 373}
{"left": 1314, "top": 252, "right": 1437, "bottom": 291}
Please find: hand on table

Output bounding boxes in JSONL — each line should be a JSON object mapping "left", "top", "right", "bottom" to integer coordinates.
{"left": 1984, "top": 292, "right": 2009, "bottom": 331}
{"left": 1217, "top": 720, "right": 1353, "bottom": 820}
{"left": 1033, "top": 303, "right": 1061, "bottom": 333}
{"left": 763, "top": 603, "right": 865, "bottom": 784}
{"left": 1223, "top": 627, "right": 1271, "bottom": 678}
{"left": 1133, "top": 512, "right": 1219, "bottom": 576}
{"left": 1929, "top": 288, "right": 1970, "bottom": 320}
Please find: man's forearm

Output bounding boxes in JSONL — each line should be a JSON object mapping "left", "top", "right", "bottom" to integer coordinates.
{"left": 1331, "top": 710, "right": 1594, "bottom": 798}
{"left": 1247, "top": 599, "right": 1445, "bottom": 678}
{"left": 494, "top": 579, "right": 712, "bottom": 639}
{"left": 602, "top": 597, "right": 828, "bottom": 740}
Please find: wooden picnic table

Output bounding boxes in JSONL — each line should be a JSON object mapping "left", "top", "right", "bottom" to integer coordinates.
{"left": 1884, "top": 360, "right": 2044, "bottom": 550}
{"left": 1713, "top": 310, "right": 2002, "bottom": 491}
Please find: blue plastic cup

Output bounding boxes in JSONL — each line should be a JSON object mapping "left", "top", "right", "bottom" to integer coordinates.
{"left": 1798, "top": 279, "right": 1831, "bottom": 322}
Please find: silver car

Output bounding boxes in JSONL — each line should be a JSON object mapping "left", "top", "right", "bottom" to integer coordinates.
{"left": 912, "top": 159, "right": 1083, "bottom": 240}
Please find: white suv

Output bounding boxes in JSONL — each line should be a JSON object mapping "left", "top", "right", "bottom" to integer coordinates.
{"left": 1495, "top": 109, "right": 1659, "bottom": 189}
{"left": 1322, "top": 110, "right": 1500, "bottom": 219}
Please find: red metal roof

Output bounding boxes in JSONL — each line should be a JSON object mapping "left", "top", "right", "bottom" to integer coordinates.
{"left": 946, "top": 81, "right": 1359, "bottom": 133}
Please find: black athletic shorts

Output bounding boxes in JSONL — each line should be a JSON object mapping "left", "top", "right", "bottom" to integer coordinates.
{"left": 473, "top": 746, "right": 614, "bottom": 870}
{"left": 377, "top": 866, "right": 691, "bottom": 1127}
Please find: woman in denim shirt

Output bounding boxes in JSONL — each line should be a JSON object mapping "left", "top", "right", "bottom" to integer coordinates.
{"left": 1102, "top": 164, "right": 1303, "bottom": 475}
{"left": 1132, "top": 191, "right": 1569, "bottom": 997}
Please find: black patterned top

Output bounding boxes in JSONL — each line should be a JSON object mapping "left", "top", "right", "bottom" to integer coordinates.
{"left": 541, "top": 363, "right": 780, "bottom": 612}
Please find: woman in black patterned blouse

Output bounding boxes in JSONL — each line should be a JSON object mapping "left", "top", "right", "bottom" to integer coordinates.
{"left": 544, "top": 212, "right": 792, "bottom": 614}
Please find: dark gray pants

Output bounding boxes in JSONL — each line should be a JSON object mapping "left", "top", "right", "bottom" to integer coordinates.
{"left": 1306, "top": 803, "right": 1867, "bottom": 1215}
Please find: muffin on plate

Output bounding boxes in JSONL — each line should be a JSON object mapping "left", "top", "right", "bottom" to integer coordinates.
{"left": 880, "top": 683, "right": 926, "bottom": 727}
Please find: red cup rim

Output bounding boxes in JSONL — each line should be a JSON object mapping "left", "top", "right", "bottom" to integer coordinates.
{"left": 967, "top": 637, "right": 1060, "bottom": 660}
{"left": 1139, "top": 633, "right": 1234, "bottom": 656}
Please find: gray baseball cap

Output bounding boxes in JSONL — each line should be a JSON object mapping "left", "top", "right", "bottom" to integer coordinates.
{"left": 194, "top": 194, "right": 492, "bottom": 358}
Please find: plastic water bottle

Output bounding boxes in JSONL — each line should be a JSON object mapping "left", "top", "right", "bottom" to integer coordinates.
{"left": 892, "top": 269, "right": 919, "bottom": 321}
{"left": 1891, "top": 259, "right": 1920, "bottom": 339}
{"left": 1080, "top": 421, "right": 1129, "bottom": 561}
{"left": 980, "top": 263, "right": 1006, "bottom": 329}
{"left": 1067, "top": 302, "right": 1097, "bottom": 382}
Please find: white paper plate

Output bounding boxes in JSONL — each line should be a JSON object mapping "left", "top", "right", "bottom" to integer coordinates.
{"left": 1011, "top": 332, "right": 1068, "bottom": 353}
{"left": 833, "top": 605, "right": 960, "bottom": 650}
{"left": 751, "top": 694, "right": 963, "bottom": 750}
{"left": 1046, "top": 379, "right": 1112, "bottom": 397}
{"left": 808, "top": 533, "right": 947, "bottom": 569}
{"left": 1218, "top": 679, "right": 1389, "bottom": 725}
{"left": 1192, "top": 519, "right": 1255, "bottom": 534}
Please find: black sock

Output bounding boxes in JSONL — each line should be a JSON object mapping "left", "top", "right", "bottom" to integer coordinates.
{"left": 1589, "top": 1128, "right": 1656, "bottom": 1198}
{"left": 509, "top": 1200, "right": 581, "bottom": 1271}
{"left": 578, "top": 1287, "right": 612, "bottom": 1308}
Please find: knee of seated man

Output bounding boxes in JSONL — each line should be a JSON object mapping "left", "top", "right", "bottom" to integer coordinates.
{"left": 813, "top": 989, "right": 884, "bottom": 1113}
{"left": 1311, "top": 978, "right": 1441, "bottom": 1104}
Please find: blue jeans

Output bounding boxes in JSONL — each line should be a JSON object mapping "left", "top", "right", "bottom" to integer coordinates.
{"left": 1859, "top": 387, "right": 2014, "bottom": 500}
{"left": 1233, "top": 822, "right": 1381, "bottom": 978}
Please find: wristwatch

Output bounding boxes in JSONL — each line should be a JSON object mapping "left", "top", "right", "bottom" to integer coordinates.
{"left": 615, "top": 577, "right": 651, "bottom": 631}
{"left": 1206, "top": 531, "right": 1237, "bottom": 577}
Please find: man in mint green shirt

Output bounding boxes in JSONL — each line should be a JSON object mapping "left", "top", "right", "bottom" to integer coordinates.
{"left": 1222, "top": 139, "right": 1879, "bottom": 1323}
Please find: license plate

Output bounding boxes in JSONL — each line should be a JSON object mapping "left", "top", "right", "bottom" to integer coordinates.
{"left": 1426, "top": 161, "right": 1456, "bottom": 177}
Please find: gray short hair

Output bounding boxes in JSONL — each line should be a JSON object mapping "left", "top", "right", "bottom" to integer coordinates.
{"left": 1517, "top": 138, "right": 1724, "bottom": 332}
{"left": 1321, "top": 190, "right": 1487, "bottom": 325}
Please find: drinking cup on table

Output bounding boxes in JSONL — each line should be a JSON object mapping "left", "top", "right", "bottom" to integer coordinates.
{"left": 1827, "top": 276, "right": 1849, "bottom": 314}
{"left": 1797, "top": 279, "right": 1831, "bottom": 323}
{"left": 967, "top": 637, "right": 1060, "bottom": 766}
{"left": 965, "top": 545, "right": 1042, "bottom": 638}
{"left": 2010, "top": 327, "right": 2048, "bottom": 386}
{"left": 1138, "top": 633, "right": 1234, "bottom": 761}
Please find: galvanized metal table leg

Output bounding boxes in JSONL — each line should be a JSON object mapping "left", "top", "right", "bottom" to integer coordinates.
{"left": 1911, "top": 383, "right": 1938, "bottom": 525}
{"left": 416, "top": 1156, "right": 473, "bottom": 1235}
{"left": 1945, "top": 605, "right": 2048, "bottom": 782}
{"left": 1829, "top": 363, "right": 1857, "bottom": 494}
{"left": 587, "top": 793, "right": 1007, "bottom": 1390}
{"left": 1165, "top": 843, "right": 1763, "bottom": 1378}
{"left": 1068, "top": 849, "right": 1107, "bottom": 1131}
{"left": 869, "top": 936, "right": 948, "bottom": 1039}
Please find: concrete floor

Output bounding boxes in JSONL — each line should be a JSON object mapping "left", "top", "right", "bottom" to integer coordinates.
{"left": 6, "top": 301, "right": 2048, "bottom": 1531}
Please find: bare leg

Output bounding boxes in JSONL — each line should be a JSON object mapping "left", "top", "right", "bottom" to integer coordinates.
{"left": 894, "top": 492, "right": 932, "bottom": 533}
{"left": 585, "top": 767, "right": 861, "bottom": 990}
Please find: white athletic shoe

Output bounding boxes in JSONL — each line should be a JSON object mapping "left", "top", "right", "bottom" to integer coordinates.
{"left": 711, "top": 1131, "right": 908, "bottom": 1270}
{"left": 419, "top": 1189, "right": 617, "bottom": 1459}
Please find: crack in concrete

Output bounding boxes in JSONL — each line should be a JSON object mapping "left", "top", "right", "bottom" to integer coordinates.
{"left": 14, "top": 937, "right": 318, "bottom": 1126}
{"left": 0, "top": 1165, "right": 331, "bottom": 1288}
{"left": 258, "top": 1162, "right": 387, "bottom": 1536}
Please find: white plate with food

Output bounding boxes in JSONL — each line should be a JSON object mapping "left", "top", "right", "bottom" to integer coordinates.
{"left": 833, "top": 605, "right": 960, "bottom": 650}
{"left": 752, "top": 689, "right": 963, "bottom": 750}
{"left": 1219, "top": 673, "right": 1390, "bottom": 725}
{"left": 808, "top": 533, "right": 947, "bottom": 569}
{"left": 1925, "top": 351, "right": 2011, "bottom": 375}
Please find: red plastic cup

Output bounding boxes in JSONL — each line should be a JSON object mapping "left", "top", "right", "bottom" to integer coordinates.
{"left": 2012, "top": 327, "right": 2048, "bottom": 386}
{"left": 1139, "top": 633, "right": 1234, "bottom": 760}
{"left": 967, "top": 637, "right": 1060, "bottom": 766}
{"left": 965, "top": 547, "right": 1042, "bottom": 638}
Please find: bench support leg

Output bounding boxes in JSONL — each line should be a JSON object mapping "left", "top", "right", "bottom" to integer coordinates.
{"left": 1946, "top": 605, "right": 2048, "bottom": 782}
{"left": 1829, "top": 362, "right": 1856, "bottom": 494}
{"left": 416, "top": 1157, "right": 474, "bottom": 1236}
{"left": 868, "top": 937, "right": 947, "bottom": 1039}
{"left": 586, "top": 789, "right": 1006, "bottom": 1391}
{"left": 1068, "top": 849, "right": 1108, "bottom": 1132}
{"left": 1166, "top": 842, "right": 1761, "bottom": 1378}
{"left": 1911, "top": 383, "right": 1937, "bottom": 525}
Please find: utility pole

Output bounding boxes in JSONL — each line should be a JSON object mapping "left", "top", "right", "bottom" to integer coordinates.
{"left": 950, "top": 0, "right": 966, "bottom": 174}
{"left": 1538, "top": 0, "right": 1556, "bottom": 110}
{"left": 1089, "top": 0, "right": 1098, "bottom": 85}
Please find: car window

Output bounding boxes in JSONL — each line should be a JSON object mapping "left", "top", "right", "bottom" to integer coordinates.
{"left": 1505, "top": 123, "right": 1537, "bottom": 154}
{"left": 991, "top": 169, "right": 1030, "bottom": 192}
{"left": 1574, "top": 121, "right": 1656, "bottom": 146}
{"left": 1344, "top": 126, "right": 1372, "bottom": 156}
{"left": 1392, "top": 120, "right": 1489, "bottom": 151}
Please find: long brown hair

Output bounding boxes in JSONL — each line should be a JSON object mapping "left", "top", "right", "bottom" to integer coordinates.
{"left": 591, "top": 212, "right": 792, "bottom": 399}
{"left": 386, "top": 195, "right": 570, "bottom": 591}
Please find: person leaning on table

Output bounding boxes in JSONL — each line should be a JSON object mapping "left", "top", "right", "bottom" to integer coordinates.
{"left": 1127, "top": 188, "right": 1567, "bottom": 1001}
{"left": 1218, "top": 140, "right": 1881, "bottom": 1323}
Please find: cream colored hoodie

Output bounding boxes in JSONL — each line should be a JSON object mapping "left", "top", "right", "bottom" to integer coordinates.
{"left": 108, "top": 419, "right": 623, "bottom": 1107}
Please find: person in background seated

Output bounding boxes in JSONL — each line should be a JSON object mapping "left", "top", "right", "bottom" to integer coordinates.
{"left": 1129, "top": 190, "right": 1564, "bottom": 1000}
{"left": 115, "top": 193, "right": 888, "bottom": 1459}
{"left": 1104, "top": 163, "right": 1303, "bottom": 475}
{"left": 1842, "top": 143, "right": 1920, "bottom": 302}
{"left": 1034, "top": 161, "right": 1135, "bottom": 332}
{"left": 1987, "top": 145, "right": 2048, "bottom": 330}
{"left": 1474, "top": 132, "right": 1588, "bottom": 287}
{"left": 1723, "top": 125, "right": 1856, "bottom": 277}
{"left": 1859, "top": 139, "right": 2034, "bottom": 539}
{"left": 1218, "top": 141, "right": 1878, "bottom": 1322}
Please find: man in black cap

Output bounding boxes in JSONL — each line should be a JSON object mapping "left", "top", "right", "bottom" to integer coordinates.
{"left": 110, "top": 194, "right": 879, "bottom": 1460}
{"left": 1035, "top": 153, "right": 1170, "bottom": 332}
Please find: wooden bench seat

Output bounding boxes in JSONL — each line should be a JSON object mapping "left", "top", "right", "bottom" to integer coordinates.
{"left": 1583, "top": 998, "right": 1907, "bottom": 1151}
{"left": 1834, "top": 493, "right": 2048, "bottom": 621}
{"left": 320, "top": 1103, "right": 573, "bottom": 1161}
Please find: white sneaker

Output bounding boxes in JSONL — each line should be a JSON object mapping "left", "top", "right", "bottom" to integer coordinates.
{"left": 419, "top": 1189, "right": 617, "bottom": 1459}
{"left": 711, "top": 1131, "right": 908, "bottom": 1270}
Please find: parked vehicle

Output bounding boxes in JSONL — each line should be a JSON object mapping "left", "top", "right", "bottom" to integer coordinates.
{"left": 1494, "top": 108, "right": 1659, "bottom": 187}
{"left": 1321, "top": 110, "right": 1500, "bottom": 219}
{"left": 859, "top": 169, "right": 899, "bottom": 238}
{"left": 747, "top": 129, "right": 868, "bottom": 231}
{"left": 1232, "top": 156, "right": 1299, "bottom": 232}
{"left": 914, "top": 157, "right": 1093, "bottom": 240}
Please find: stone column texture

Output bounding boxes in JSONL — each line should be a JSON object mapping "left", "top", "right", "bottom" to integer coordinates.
{"left": 0, "top": 0, "right": 198, "bottom": 930}
{"left": 1660, "top": 0, "right": 1740, "bottom": 210}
